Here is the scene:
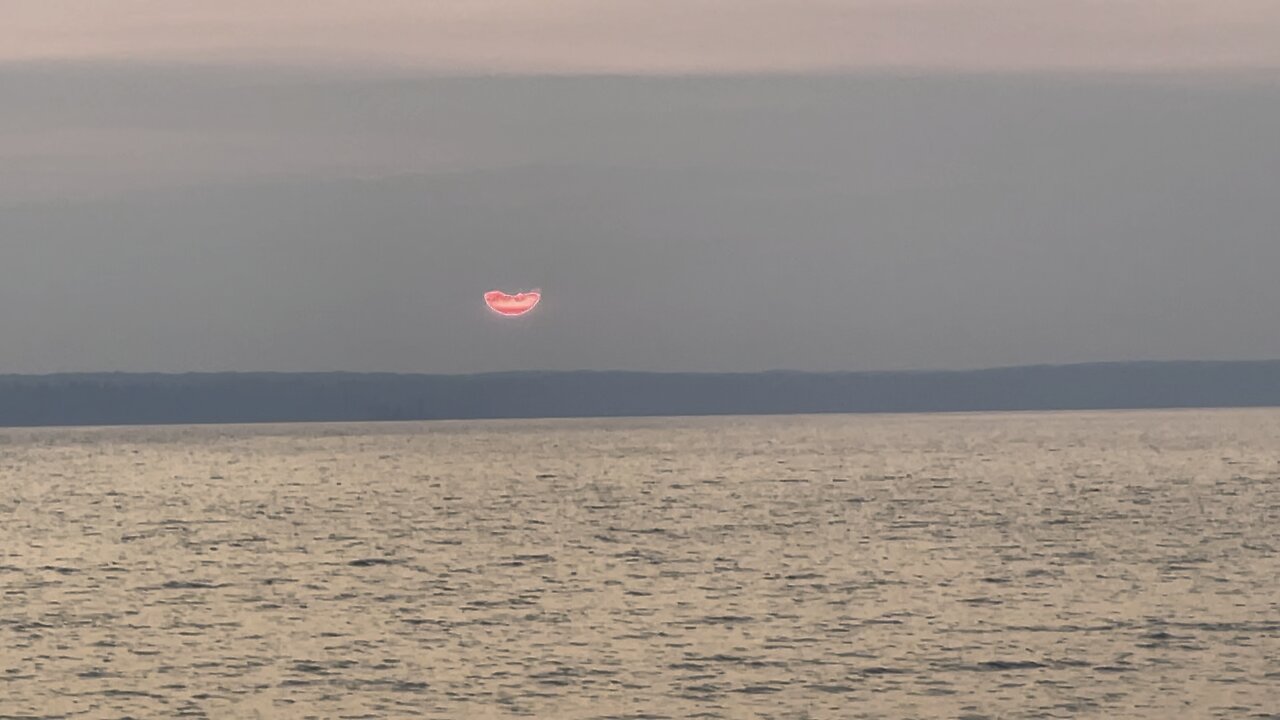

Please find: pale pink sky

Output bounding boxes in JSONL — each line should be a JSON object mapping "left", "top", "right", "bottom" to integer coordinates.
{"left": 5, "top": 0, "right": 1280, "bottom": 72}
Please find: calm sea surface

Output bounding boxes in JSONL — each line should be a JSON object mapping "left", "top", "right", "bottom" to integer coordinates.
{"left": 2, "top": 409, "right": 1278, "bottom": 719}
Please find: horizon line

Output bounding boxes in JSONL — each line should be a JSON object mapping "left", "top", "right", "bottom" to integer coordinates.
{"left": 4, "top": 358, "right": 1279, "bottom": 380}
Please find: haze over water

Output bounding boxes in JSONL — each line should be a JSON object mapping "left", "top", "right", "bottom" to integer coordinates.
{"left": 2, "top": 408, "right": 1277, "bottom": 718}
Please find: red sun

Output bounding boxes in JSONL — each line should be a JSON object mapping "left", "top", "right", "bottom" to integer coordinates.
{"left": 485, "top": 289, "right": 541, "bottom": 317}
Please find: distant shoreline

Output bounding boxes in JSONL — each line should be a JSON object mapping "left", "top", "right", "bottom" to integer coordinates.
{"left": 2, "top": 360, "right": 1279, "bottom": 429}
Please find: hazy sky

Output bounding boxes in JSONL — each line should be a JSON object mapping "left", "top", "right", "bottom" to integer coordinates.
{"left": 5, "top": 1, "right": 1280, "bottom": 72}
{"left": 2, "top": 4, "right": 1279, "bottom": 373}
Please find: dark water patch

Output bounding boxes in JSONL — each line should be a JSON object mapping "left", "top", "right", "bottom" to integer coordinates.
{"left": 690, "top": 615, "right": 754, "bottom": 625}
{"left": 763, "top": 635, "right": 822, "bottom": 646}
{"left": 612, "top": 549, "right": 666, "bottom": 564}
{"left": 1163, "top": 621, "right": 1280, "bottom": 633}
{"left": 606, "top": 526, "right": 680, "bottom": 538}
{"left": 683, "top": 654, "right": 749, "bottom": 664}
{"left": 680, "top": 682, "right": 723, "bottom": 695}
{"left": 947, "top": 660, "right": 1047, "bottom": 672}
{"left": 152, "top": 580, "right": 230, "bottom": 590}
{"left": 809, "top": 683, "right": 857, "bottom": 693}
{"left": 529, "top": 668, "right": 587, "bottom": 687}
{"left": 292, "top": 660, "right": 347, "bottom": 675}
{"left": 960, "top": 597, "right": 1004, "bottom": 606}
{"left": 742, "top": 659, "right": 788, "bottom": 669}
{"left": 5, "top": 621, "right": 54, "bottom": 630}
{"left": 1141, "top": 630, "right": 1192, "bottom": 642}
{"left": 100, "top": 688, "right": 166, "bottom": 698}
{"left": 347, "top": 558, "right": 399, "bottom": 567}
{"left": 859, "top": 666, "right": 910, "bottom": 676}
{"left": 961, "top": 622, "right": 1128, "bottom": 634}
{"left": 463, "top": 597, "right": 538, "bottom": 610}
{"left": 334, "top": 678, "right": 430, "bottom": 693}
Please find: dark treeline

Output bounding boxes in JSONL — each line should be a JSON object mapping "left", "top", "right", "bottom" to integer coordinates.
{"left": 1, "top": 361, "right": 1279, "bottom": 428}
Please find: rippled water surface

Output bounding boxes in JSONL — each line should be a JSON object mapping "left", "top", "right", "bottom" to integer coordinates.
{"left": 2, "top": 409, "right": 1278, "bottom": 718}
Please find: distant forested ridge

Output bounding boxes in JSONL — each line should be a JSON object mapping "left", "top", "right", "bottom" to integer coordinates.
{"left": 1, "top": 361, "right": 1279, "bottom": 428}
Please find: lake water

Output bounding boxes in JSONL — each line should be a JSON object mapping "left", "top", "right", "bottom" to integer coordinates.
{"left": 2, "top": 409, "right": 1277, "bottom": 718}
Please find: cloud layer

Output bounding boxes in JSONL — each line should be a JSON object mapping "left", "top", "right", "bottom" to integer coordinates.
{"left": 2, "top": 69, "right": 1278, "bottom": 373}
